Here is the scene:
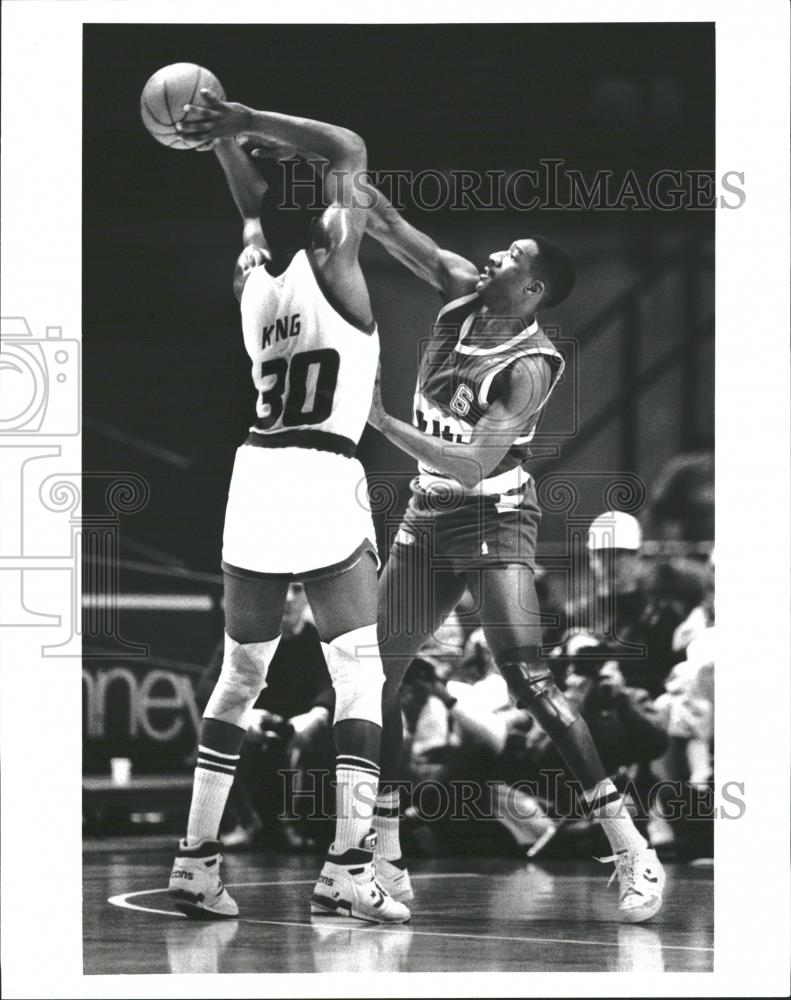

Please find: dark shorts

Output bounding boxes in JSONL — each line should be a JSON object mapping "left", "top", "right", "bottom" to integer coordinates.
{"left": 389, "top": 481, "right": 542, "bottom": 572}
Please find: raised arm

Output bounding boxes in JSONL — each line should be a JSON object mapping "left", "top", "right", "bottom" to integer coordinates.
{"left": 368, "top": 355, "right": 554, "bottom": 489}
{"left": 210, "top": 138, "right": 272, "bottom": 300}
{"left": 179, "top": 93, "right": 368, "bottom": 248}
{"left": 181, "top": 94, "right": 375, "bottom": 319}
{"left": 365, "top": 190, "right": 480, "bottom": 300}
{"left": 213, "top": 138, "right": 269, "bottom": 249}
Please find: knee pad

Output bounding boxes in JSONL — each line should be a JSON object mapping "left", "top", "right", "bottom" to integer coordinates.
{"left": 205, "top": 633, "right": 281, "bottom": 723}
{"left": 322, "top": 624, "right": 384, "bottom": 726}
{"left": 497, "top": 657, "right": 578, "bottom": 738}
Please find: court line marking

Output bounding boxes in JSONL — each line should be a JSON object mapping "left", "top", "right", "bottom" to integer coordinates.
{"left": 107, "top": 874, "right": 483, "bottom": 917}
{"left": 107, "top": 876, "right": 713, "bottom": 953}
{"left": 227, "top": 873, "right": 485, "bottom": 889}
{"left": 235, "top": 918, "right": 714, "bottom": 954}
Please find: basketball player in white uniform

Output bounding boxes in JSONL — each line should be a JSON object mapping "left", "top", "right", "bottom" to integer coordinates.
{"left": 362, "top": 192, "right": 666, "bottom": 924}
{"left": 168, "top": 94, "right": 408, "bottom": 923}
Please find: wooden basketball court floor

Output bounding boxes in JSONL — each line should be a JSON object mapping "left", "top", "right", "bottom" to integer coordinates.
{"left": 84, "top": 839, "right": 713, "bottom": 974}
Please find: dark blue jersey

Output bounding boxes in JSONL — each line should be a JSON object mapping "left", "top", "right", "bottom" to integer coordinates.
{"left": 413, "top": 292, "right": 565, "bottom": 489}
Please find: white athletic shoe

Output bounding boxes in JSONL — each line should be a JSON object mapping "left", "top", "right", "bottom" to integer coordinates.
{"left": 310, "top": 835, "right": 411, "bottom": 924}
{"left": 169, "top": 838, "right": 239, "bottom": 919}
{"left": 375, "top": 857, "right": 415, "bottom": 903}
{"left": 598, "top": 846, "right": 666, "bottom": 924}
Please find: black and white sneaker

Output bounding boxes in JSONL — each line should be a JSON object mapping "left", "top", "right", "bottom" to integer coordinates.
{"left": 311, "top": 833, "right": 410, "bottom": 924}
{"left": 169, "top": 838, "right": 239, "bottom": 919}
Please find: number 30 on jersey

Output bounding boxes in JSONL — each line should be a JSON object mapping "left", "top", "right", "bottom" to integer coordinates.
{"left": 257, "top": 348, "right": 340, "bottom": 429}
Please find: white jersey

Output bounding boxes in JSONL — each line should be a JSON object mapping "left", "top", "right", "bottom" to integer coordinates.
{"left": 240, "top": 250, "right": 379, "bottom": 449}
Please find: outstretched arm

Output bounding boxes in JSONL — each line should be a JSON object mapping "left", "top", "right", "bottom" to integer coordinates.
{"left": 365, "top": 190, "right": 480, "bottom": 300}
{"left": 181, "top": 94, "right": 374, "bottom": 323}
{"left": 368, "top": 355, "right": 553, "bottom": 489}
{"left": 179, "top": 93, "right": 366, "bottom": 234}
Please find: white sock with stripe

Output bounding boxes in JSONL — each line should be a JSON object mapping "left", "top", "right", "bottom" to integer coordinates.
{"left": 373, "top": 787, "right": 402, "bottom": 861}
{"left": 583, "top": 779, "right": 647, "bottom": 854}
{"left": 186, "top": 718, "right": 245, "bottom": 845}
{"left": 332, "top": 755, "right": 380, "bottom": 855}
{"left": 185, "top": 634, "right": 281, "bottom": 845}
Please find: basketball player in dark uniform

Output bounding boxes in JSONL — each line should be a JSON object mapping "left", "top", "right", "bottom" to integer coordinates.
{"left": 364, "top": 195, "right": 666, "bottom": 923}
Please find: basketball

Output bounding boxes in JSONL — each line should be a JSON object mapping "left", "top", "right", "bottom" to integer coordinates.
{"left": 140, "top": 63, "right": 226, "bottom": 149}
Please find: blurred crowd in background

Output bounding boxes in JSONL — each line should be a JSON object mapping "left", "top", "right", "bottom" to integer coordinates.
{"left": 203, "top": 450, "right": 714, "bottom": 864}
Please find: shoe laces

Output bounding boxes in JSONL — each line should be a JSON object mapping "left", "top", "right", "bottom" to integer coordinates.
{"left": 597, "top": 850, "right": 637, "bottom": 890}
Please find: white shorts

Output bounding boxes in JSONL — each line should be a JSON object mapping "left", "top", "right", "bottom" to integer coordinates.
{"left": 221, "top": 442, "right": 378, "bottom": 579}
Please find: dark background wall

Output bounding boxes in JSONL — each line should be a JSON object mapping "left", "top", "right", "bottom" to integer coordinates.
{"left": 83, "top": 22, "right": 714, "bottom": 571}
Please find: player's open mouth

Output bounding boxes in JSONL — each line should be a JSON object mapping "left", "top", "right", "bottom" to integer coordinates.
{"left": 477, "top": 271, "right": 492, "bottom": 286}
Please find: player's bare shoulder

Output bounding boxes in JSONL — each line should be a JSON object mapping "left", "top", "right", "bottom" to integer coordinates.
{"left": 306, "top": 212, "right": 376, "bottom": 334}
{"left": 489, "top": 352, "right": 555, "bottom": 410}
{"left": 513, "top": 351, "right": 555, "bottom": 385}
